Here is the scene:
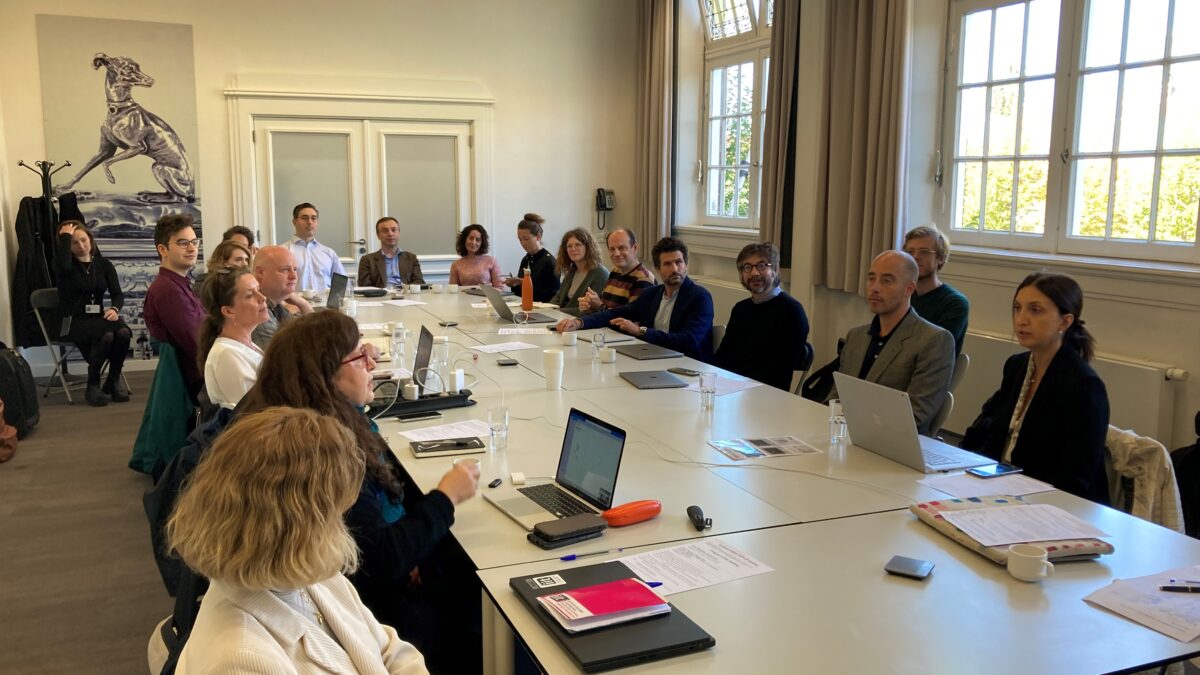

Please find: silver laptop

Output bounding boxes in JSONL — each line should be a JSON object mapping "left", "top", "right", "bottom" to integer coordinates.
{"left": 620, "top": 370, "right": 687, "bottom": 390}
{"left": 483, "top": 408, "right": 626, "bottom": 531}
{"left": 578, "top": 328, "right": 636, "bottom": 344}
{"left": 832, "top": 372, "right": 992, "bottom": 473}
{"left": 614, "top": 342, "right": 683, "bottom": 360}
{"left": 481, "top": 285, "right": 555, "bottom": 323}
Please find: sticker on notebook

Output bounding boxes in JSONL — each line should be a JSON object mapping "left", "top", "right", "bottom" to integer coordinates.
{"left": 527, "top": 574, "right": 566, "bottom": 589}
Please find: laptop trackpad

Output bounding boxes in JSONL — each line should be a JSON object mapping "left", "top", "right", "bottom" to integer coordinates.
{"left": 496, "top": 496, "right": 547, "bottom": 518}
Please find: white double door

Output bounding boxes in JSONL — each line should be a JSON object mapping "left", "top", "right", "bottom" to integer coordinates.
{"left": 252, "top": 118, "right": 472, "bottom": 264}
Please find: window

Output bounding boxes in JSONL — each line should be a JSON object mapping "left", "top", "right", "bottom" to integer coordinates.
{"left": 945, "top": 0, "right": 1200, "bottom": 264}
{"left": 698, "top": 0, "right": 772, "bottom": 230}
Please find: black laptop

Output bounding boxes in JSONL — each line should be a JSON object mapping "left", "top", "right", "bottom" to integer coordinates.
{"left": 326, "top": 273, "right": 349, "bottom": 310}
{"left": 509, "top": 560, "right": 715, "bottom": 672}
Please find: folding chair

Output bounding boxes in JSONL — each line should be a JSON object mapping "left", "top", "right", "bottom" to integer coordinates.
{"left": 30, "top": 288, "right": 132, "bottom": 404}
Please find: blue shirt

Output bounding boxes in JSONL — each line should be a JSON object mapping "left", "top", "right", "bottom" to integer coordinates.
{"left": 385, "top": 251, "right": 404, "bottom": 287}
{"left": 288, "top": 236, "right": 347, "bottom": 293}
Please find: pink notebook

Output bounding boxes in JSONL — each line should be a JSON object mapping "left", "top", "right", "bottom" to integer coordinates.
{"left": 537, "top": 578, "right": 670, "bottom": 632}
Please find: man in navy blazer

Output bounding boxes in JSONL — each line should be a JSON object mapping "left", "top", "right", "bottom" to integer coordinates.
{"left": 556, "top": 236, "right": 714, "bottom": 360}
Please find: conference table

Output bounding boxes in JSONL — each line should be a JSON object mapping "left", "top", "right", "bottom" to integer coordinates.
{"left": 350, "top": 289, "right": 1200, "bottom": 674}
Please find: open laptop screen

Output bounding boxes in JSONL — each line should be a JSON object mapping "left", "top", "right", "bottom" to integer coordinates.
{"left": 413, "top": 326, "right": 434, "bottom": 395}
{"left": 327, "top": 273, "right": 349, "bottom": 310}
{"left": 555, "top": 409, "right": 626, "bottom": 511}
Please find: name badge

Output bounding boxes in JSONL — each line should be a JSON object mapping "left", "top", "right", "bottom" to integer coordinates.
{"left": 85, "top": 304, "right": 102, "bottom": 314}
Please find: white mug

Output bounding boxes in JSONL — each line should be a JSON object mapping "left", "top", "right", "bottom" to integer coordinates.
{"left": 431, "top": 284, "right": 444, "bottom": 293}
{"left": 599, "top": 347, "right": 617, "bottom": 363}
{"left": 561, "top": 332, "right": 578, "bottom": 346}
{"left": 448, "top": 284, "right": 460, "bottom": 294}
{"left": 409, "top": 284, "right": 422, "bottom": 294}
{"left": 1007, "top": 544, "right": 1054, "bottom": 582}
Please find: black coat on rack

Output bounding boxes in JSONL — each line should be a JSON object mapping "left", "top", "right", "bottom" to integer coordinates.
{"left": 11, "top": 196, "right": 58, "bottom": 347}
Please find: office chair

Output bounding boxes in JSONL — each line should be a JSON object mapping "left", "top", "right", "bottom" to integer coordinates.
{"left": 950, "top": 353, "right": 970, "bottom": 393}
{"left": 792, "top": 343, "right": 815, "bottom": 395}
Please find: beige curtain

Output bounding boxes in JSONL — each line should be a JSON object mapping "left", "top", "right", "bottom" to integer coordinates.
{"left": 634, "top": 0, "right": 674, "bottom": 246}
{"left": 815, "top": 0, "right": 911, "bottom": 295}
{"left": 760, "top": 0, "right": 801, "bottom": 258}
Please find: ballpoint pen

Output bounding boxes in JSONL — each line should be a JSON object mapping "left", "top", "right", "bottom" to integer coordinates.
{"left": 1168, "top": 579, "right": 1200, "bottom": 584}
{"left": 560, "top": 548, "right": 624, "bottom": 562}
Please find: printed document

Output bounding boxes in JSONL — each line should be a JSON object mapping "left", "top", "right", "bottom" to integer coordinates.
{"left": 685, "top": 376, "right": 762, "bottom": 397}
{"left": 616, "top": 539, "right": 773, "bottom": 596}
{"left": 941, "top": 503, "right": 1109, "bottom": 547}
{"left": 918, "top": 472, "right": 1057, "bottom": 499}
{"left": 383, "top": 299, "right": 427, "bottom": 307}
{"left": 1085, "top": 565, "right": 1200, "bottom": 642}
{"left": 498, "top": 327, "right": 550, "bottom": 335}
{"left": 396, "top": 419, "right": 491, "bottom": 442}
{"left": 469, "top": 341, "right": 541, "bottom": 353}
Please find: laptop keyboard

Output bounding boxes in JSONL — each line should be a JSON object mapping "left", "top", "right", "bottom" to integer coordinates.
{"left": 924, "top": 451, "right": 955, "bottom": 466}
{"left": 518, "top": 484, "right": 592, "bottom": 518}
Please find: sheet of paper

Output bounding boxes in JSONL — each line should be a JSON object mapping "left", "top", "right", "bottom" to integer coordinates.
{"left": 355, "top": 286, "right": 384, "bottom": 291}
{"left": 498, "top": 327, "right": 550, "bottom": 335}
{"left": 471, "top": 301, "right": 518, "bottom": 309}
{"left": 1085, "top": 565, "right": 1200, "bottom": 642}
{"left": 918, "top": 472, "right": 1057, "bottom": 499}
{"left": 358, "top": 323, "right": 388, "bottom": 331}
{"left": 940, "top": 503, "right": 1109, "bottom": 547}
{"left": 616, "top": 539, "right": 773, "bottom": 596}
{"left": 685, "top": 376, "right": 763, "bottom": 397}
{"left": 469, "top": 341, "right": 541, "bottom": 353}
{"left": 383, "top": 299, "right": 427, "bottom": 307}
{"left": 354, "top": 301, "right": 385, "bottom": 307}
{"left": 395, "top": 419, "right": 491, "bottom": 442}
{"left": 708, "top": 436, "right": 823, "bottom": 460}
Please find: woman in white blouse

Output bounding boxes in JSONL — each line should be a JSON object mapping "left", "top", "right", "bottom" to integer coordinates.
{"left": 198, "top": 268, "right": 269, "bottom": 408}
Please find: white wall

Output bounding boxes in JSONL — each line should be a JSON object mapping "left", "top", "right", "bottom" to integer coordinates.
{"left": 0, "top": 0, "right": 639, "bottom": 340}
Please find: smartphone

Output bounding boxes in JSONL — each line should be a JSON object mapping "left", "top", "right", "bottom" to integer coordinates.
{"left": 667, "top": 367, "right": 701, "bottom": 377}
{"left": 497, "top": 358, "right": 519, "bottom": 366}
{"left": 438, "top": 321, "right": 459, "bottom": 327}
{"left": 395, "top": 411, "right": 443, "bottom": 423}
{"left": 967, "top": 463, "right": 1024, "bottom": 479}
{"left": 884, "top": 555, "right": 934, "bottom": 580}
{"left": 546, "top": 325, "right": 558, "bottom": 331}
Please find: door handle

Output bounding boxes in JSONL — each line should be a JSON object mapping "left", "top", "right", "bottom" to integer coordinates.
{"left": 350, "top": 238, "right": 367, "bottom": 255}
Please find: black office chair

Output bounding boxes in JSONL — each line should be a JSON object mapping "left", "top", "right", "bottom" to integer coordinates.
{"left": 791, "top": 342, "right": 815, "bottom": 395}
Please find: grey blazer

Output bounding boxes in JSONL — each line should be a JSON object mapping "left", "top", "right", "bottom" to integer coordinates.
{"left": 357, "top": 250, "right": 424, "bottom": 288}
{"left": 829, "top": 310, "right": 955, "bottom": 435}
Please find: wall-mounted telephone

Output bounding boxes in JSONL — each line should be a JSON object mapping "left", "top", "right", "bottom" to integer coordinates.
{"left": 595, "top": 188, "right": 615, "bottom": 212}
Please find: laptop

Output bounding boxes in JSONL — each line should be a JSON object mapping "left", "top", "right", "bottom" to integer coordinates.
{"left": 483, "top": 408, "right": 626, "bottom": 531}
{"left": 326, "top": 273, "right": 349, "bottom": 310}
{"left": 614, "top": 342, "right": 683, "bottom": 360}
{"left": 482, "top": 285, "right": 555, "bottom": 323}
{"left": 620, "top": 370, "right": 687, "bottom": 390}
{"left": 577, "top": 328, "right": 636, "bottom": 344}
{"left": 510, "top": 560, "right": 715, "bottom": 672}
{"left": 465, "top": 286, "right": 513, "bottom": 297}
{"left": 832, "top": 372, "right": 992, "bottom": 473}
{"left": 412, "top": 326, "right": 434, "bottom": 395}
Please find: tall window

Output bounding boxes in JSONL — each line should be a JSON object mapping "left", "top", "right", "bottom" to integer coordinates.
{"left": 699, "top": 0, "right": 772, "bottom": 230}
{"left": 945, "top": 0, "right": 1200, "bottom": 264}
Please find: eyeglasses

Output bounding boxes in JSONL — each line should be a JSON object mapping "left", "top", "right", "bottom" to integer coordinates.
{"left": 174, "top": 239, "right": 201, "bottom": 249}
{"left": 340, "top": 344, "right": 375, "bottom": 367}
{"left": 903, "top": 247, "right": 937, "bottom": 258}
{"left": 737, "top": 262, "right": 772, "bottom": 274}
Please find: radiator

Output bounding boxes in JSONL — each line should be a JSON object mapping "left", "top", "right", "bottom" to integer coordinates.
{"left": 693, "top": 276, "right": 747, "bottom": 327}
{"left": 945, "top": 329, "right": 1187, "bottom": 446}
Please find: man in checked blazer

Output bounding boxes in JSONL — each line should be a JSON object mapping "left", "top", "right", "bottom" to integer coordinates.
{"left": 826, "top": 250, "right": 955, "bottom": 435}
{"left": 357, "top": 216, "right": 425, "bottom": 288}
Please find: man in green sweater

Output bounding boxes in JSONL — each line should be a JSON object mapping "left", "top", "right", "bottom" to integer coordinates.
{"left": 903, "top": 225, "right": 969, "bottom": 354}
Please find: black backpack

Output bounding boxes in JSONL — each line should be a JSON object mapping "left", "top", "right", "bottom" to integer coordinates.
{"left": 799, "top": 339, "right": 845, "bottom": 403}
{"left": 0, "top": 344, "right": 39, "bottom": 439}
{"left": 1170, "top": 411, "right": 1200, "bottom": 539}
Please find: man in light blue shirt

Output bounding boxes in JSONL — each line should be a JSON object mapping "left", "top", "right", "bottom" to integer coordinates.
{"left": 287, "top": 202, "right": 346, "bottom": 293}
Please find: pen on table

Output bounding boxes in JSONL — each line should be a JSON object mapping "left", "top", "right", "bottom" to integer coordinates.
{"left": 1169, "top": 578, "right": 1200, "bottom": 584}
{"left": 559, "top": 548, "right": 624, "bottom": 562}
{"left": 1159, "top": 585, "right": 1200, "bottom": 593}
{"left": 646, "top": 581, "right": 664, "bottom": 589}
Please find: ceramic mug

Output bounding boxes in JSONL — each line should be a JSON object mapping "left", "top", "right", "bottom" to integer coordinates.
{"left": 1007, "top": 544, "right": 1054, "bottom": 582}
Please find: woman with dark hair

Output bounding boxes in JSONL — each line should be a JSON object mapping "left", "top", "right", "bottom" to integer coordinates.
{"left": 548, "top": 227, "right": 608, "bottom": 314}
{"left": 961, "top": 272, "right": 1110, "bottom": 504}
{"left": 448, "top": 223, "right": 505, "bottom": 288}
{"left": 504, "top": 212, "right": 559, "bottom": 301}
{"left": 237, "top": 311, "right": 481, "bottom": 672}
{"left": 198, "top": 268, "right": 269, "bottom": 409}
{"left": 55, "top": 221, "right": 132, "bottom": 406}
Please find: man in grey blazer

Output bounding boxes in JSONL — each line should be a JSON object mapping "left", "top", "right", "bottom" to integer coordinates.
{"left": 357, "top": 216, "right": 425, "bottom": 288}
{"left": 828, "top": 250, "right": 955, "bottom": 435}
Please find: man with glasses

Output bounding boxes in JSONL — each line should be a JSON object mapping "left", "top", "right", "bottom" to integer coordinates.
{"left": 288, "top": 202, "right": 346, "bottom": 293}
{"left": 903, "top": 225, "right": 969, "bottom": 354}
{"left": 250, "top": 245, "right": 314, "bottom": 350}
{"left": 712, "top": 242, "right": 809, "bottom": 391}
{"left": 143, "top": 213, "right": 206, "bottom": 395}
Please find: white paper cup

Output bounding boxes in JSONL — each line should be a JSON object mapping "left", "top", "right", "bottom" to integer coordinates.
{"left": 409, "top": 285, "right": 422, "bottom": 294}
{"left": 1007, "top": 544, "right": 1054, "bottom": 582}
{"left": 561, "top": 332, "right": 578, "bottom": 346}
{"left": 543, "top": 349, "right": 565, "bottom": 389}
{"left": 448, "top": 284, "right": 460, "bottom": 294}
{"left": 452, "top": 457, "right": 480, "bottom": 471}
{"left": 599, "top": 347, "right": 617, "bottom": 363}
{"left": 431, "top": 284, "right": 444, "bottom": 293}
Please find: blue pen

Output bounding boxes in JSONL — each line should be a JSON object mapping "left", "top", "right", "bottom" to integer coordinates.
{"left": 560, "top": 548, "right": 624, "bottom": 562}
{"left": 646, "top": 581, "right": 664, "bottom": 588}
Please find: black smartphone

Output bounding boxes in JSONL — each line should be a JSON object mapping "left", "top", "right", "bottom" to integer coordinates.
{"left": 884, "top": 555, "right": 934, "bottom": 580}
{"left": 395, "top": 411, "right": 443, "bottom": 423}
{"left": 667, "top": 367, "right": 701, "bottom": 377}
{"left": 438, "top": 321, "right": 459, "bottom": 327}
{"left": 967, "top": 463, "right": 1024, "bottom": 478}
{"left": 497, "top": 358, "right": 519, "bottom": 366}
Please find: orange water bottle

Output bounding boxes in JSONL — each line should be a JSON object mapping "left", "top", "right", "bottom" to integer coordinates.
{"left": 520, "top": 266, "right": 533, "bottom": 311}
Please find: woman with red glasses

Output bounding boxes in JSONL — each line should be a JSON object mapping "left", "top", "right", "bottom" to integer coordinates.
{"left": 237, "top": 311, "right": 481, "bottom": 672}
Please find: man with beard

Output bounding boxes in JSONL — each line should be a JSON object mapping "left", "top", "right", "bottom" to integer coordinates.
{"left": 711, "top": 242, "right": 809, "bottom": 391}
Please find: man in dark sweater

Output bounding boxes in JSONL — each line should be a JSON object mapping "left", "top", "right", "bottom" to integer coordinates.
{"left": 712, "top": 242, "right": 809, "bottom": 391}
{"left": 903, "top": 225, "right": 969, "bottom": 354}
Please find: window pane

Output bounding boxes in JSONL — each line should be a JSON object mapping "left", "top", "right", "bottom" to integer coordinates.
{"left": 724, "top": 118, "right": 737, "bottom": 165}
{"left": 738, "top": 62, "right": 755, "bottom": 115}
{"left": 1155, "top": 156, "right": 1200, "bottom": 242}
{"left": 724, "top": 66, "right": 742, "bottom": 115}
{"left": 710, "top": 69, "right": 723, "bottom": 117}
{"left": 961, "top": 10, "right": 992, "bottom": 85}
{"left": 1072, "top": 158, "right": 1111, "bottom": 237}
{"left": 708, "top": 119, "right": 722, "bottom": 166}
{"left": 1077, "top": 71, "right": 1118, "bottom": 153}
{"left": 723, "top": 168, "right": 736, "bottom": 215}
{"left": 1015, "top": 160, "right": 1048, "bottom": 233}
{"left": 1125, "top": 0, "right": 1168, "bottom": 63}
{"left": 1164, "top": 62, "right": 1200, "bottom": 149}
{"left": 1084, "top": 0, "right": 1123, "bottom": 68}
{"left": 988, "top": 84, "right": 1019, "bottom": 156}
{"left": 1172, "top": 0, "right": 1200, "bottom": 57}
{"left": 704, "top": 0, "right": 753, "bottom": 40}
{"left": 1020, "top": 79, "right": 1054, "bottom": 155}
{"left": 737, "top": 168, "right": 751, "bottom": 218}
{"left": 737, "top": 116, "right": 752, "bottom": 165}
{"left": 1111, "top": 157, "right": 1155, "bottom": 240}
{"left": 992, "top": 3, "right": 1025, "bottom": 80}
{"left": 958, "top": 86, "right": 986, "bottom": 156}
{"left": 984, "top": 161, "right": 1015, "bottom": 231}
{"left": 766, "top": 0, "right": 774, "bottom": 27}
{"left": 955, "top": 162, "right": 983, "bottom": 231}
{"left": 707, "top": 169, "right": 722, "bottom": 215}
{"left": 1118, "top": 66, "right": 1164, "bottom": 152}
{"left": 1024, "top": 0, "right": 1060, "bottom": 76}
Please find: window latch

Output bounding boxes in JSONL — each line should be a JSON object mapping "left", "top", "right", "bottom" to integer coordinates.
{"left": 1060, "top": 148, "right": 1070, "bottom": 164}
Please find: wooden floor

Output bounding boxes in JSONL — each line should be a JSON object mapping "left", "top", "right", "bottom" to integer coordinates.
{"left": 0, "top": 371, "right": 169, "bottom": 673}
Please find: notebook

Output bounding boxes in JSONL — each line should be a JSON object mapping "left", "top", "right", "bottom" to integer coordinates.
{"left": 510, "top": 561, "right": 715, "bottom": 673}
{"left": 482, "top": 285, "right": 555, "bottom": 323}
{"left": 577, "top": 329, "right": 636, "bottom": 344}
{"left": 326, "top": 273, "right": 349, "bottom": 310}
{"left": 614, "top": 343, "right": 683, "bottom": 360}
{"left": 483, "top": 408, "right": 626, "bottom": 531}
{"left": 833, "top": 372, "right": 992, "bottom": 473}
{"left": 620, "top": 370, "right": 687, "bottom": 390}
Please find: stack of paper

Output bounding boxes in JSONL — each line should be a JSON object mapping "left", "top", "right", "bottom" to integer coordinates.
{"left": 1085, "top": 565, "right": 1200, "bottom": 642}
{"left": 536, "top": 578, "right": 669, "bottom": 633}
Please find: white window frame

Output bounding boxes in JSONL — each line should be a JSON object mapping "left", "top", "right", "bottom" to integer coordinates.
{"left": 941, "top": 0, "right": 1200, "bottom": 266}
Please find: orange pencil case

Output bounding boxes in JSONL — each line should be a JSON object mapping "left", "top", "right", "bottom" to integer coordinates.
{"left": 602, "top": 499, "right": 662, "bottom": 527}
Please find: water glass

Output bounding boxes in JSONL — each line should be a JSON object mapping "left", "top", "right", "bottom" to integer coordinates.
{"left": 488, "top": 406, "right": 509, "bottom": 452}
{"left": 699, "top": 372, "right": 717, "bottom": 410}
{"left": 592, "top": 332, "right": 606, "bottom": 360}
